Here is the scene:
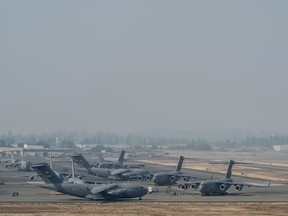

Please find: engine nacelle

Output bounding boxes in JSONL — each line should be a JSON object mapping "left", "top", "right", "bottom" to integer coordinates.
{"left": 179, "top": 184, "right": 188, "bottom": 190}
{"left": 146, "top": 175, "right": 152, "bottom": 181}
{"left": 14, "top": 163, "right": 20, "bottom": 168}
{"left": 170, "top": 176, "right": 176, "bottom": 182}
{"left": 235, "top": 184, "right": 243, "bottom": 191}
{"left": 183, "top": 176, "right": 190, "bottom": 182}
{"left": 138, "top": 176, "right": 143, "bottom": 181}
{"left": 190, "top": 183, "right": 198, "bottom": 190}
{"left": 219, "top": 184, "right": 227, "bottom": 191}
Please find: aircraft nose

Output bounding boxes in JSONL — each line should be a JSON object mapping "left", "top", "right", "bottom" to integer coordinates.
{"left": 199, "top": 183, "right": 206, "bottom": 193}
{"left": 142, "top": 187, "right": 148, "bottom": 195}
{"left": 152, "top": 174, "right": 158, "bottom": 181}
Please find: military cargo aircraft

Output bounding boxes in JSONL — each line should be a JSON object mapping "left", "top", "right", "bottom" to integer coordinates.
{"left": 31, "top": 163, "right": 148, "bottom": 200}
{"left": 1, "top": 154, "right": 20, "bottom": 165}
{"left": 3, "top": 152, "right": 33, "bottom": 172}
{"left": 97, "top": 150, "right": 145, "bottom": 169}
{"left": 152, "top": 156, "right": 192, "bottom": 186}
{"left": 5, "top": 159, "right": 33, "bottom": 172}
{"left": 71, "top": 153, "right": 151, "bottom": 181}
{"left": 179, "top": 160, "right": 270, "bottom": 196}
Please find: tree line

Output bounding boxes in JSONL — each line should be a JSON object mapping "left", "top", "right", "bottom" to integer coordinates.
{"left": 1, "top": 132, "right": 288, "bottom": 150}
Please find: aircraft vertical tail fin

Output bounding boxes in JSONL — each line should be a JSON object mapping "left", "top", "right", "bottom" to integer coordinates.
{"left": 21, "top": 150, "right": 24, "bottom": 161}
{"left": 118, "top": 150, "right": 125, "bottom": 163}
{"left": 225, "top": 160, "right": 235, "bottom": 179}
{"left": 49, "top": 155, "right": 54, "bottom": 170}
{"left": 71, "top": 153, "right": 92, "bottom": 170}
{"left": 176, "top": 156, "right": 185, "bottom": 172}
{"left": 99, "top": 154, "right": 105, "bottom": 162}
{"left": 31, "top": 163, "right": 62, "bottom": 184}
{"left": 71, "top": 158, "right": 75, "bottom": 178}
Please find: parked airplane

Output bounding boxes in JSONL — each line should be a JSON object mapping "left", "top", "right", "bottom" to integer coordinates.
{"left": 152, "top": 156, "right": 192, "bottom": 186}
{"left": 31, "top": 163, "right": 148, "bottom": 200}
{"left": 178, "top": 160, "right": 270, "bottom": 196}
{"left": 96, "top": 150, "right": 125, "bottom": 168}
{"left": 71, "top": 153, "right": 150, "bottom": 181}
{"left": 1, "top": 154, "right": 20, "bottom": 165}
{"left": 30, "top": 155, "right": 88, "bottom": 184}
{"left": 3, "top": 151, "right": 34, "bottom": 172}
{"left": 97, "top": 150, "right": 145, "bottom": 169}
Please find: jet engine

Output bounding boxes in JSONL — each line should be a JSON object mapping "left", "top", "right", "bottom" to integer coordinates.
{"left": 14, "top": 163, "right": 21, "bottom": 168}
{"left": 183, "top": 176, "right": 190, "bottom": 182}
{"left": 190, "top": 183, "right": 198, "bottom": 190}
{"left": 138, "top": 176, "right": 143, "bottom": 181}
{"left": 179, "top": 184, "right": 188, "bottom": 190}
{"left": 30, "top": 175, "right": 35, "bottom": 181}
{"left": 145, "top": 175, "right": 152, "bottom": 181}
{"left": 219, "top": 184, "right": 227, "bottom": 191}
{"left": 235, "top": 184, "right": 243, "bottom": 191}
{"left": 170, "top": 176, "right": 176, "bottom": 182}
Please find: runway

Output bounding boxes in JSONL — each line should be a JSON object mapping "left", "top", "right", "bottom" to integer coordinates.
{"left": 0, "top": 170, "right": 287, "bottom": 203}
{"left": 1, "top": 152, "right": 288, "bottom": 216}
{"left": 1, "top": 151, "right": 288, "bottom": 203}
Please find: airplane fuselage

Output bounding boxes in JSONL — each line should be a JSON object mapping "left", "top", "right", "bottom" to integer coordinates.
{"left": 199, "top": 178, "right": 233, "bottom": 196}
{"left": 98, "top": 162, "right": 145, "bottom": 169}
{"left": 40, "top": 183, "right": 148, "bottom": 200}
{"left": 152, "top": 171, "right": 182, "bottom": 186}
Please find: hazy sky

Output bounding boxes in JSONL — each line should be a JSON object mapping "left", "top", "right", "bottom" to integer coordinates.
{"left": 1, "top": 0, "right": 288, "bottom": 134}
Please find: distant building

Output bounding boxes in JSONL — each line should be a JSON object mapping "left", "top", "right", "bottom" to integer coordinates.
{"left": 0, "top": 147, "right": 22, "bottom": 156}
{"left": 23, "top": 144, "right": 44, "bottom": 150}
{"left": 273, "top": 145, "right": 288, "bottom": 151}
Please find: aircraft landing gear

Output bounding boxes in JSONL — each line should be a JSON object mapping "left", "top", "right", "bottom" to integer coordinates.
{"left": 165, "top": 185, "right": 172, "bottom": 194}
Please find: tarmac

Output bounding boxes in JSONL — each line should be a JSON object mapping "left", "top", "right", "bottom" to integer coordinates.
{"left": 1, "top": 151, "right": 288, "bottom": 203}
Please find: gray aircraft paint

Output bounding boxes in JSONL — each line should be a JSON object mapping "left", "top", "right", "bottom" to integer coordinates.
{"left": 31, "top": 163, "right": 148, "bottom": 200}
{"left": 198, "top": 160, "right": 235, "bottom": 196}
{"left": 71, "top": 153, "right": 149, "bottom": 181}
{"left": 179, "top": 160, "right": 269, "bottom": 196}
{"left": 152, "top": 156, "right": 190, "bottom": 186}
{"left": 98, "top": 150, "right": 145, "bottom": 169}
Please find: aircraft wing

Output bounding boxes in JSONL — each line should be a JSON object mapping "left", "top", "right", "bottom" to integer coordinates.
{"left": 180, "top": 175, "right": 196, "bottom": 178}
{"left": 209, "top": 160, "right": 253, "bottom": 165}
{"left": 4, "top": 162, "right": 16, "bottom": 168}
{"left": 178, "top": 181, "right": 202, "bottom": 190}
{"left": 190, "top": 180, "right": 270, "bottom": 187}
{"left": 171, "top": 174, "right": 196, "bottom": 182}
{"left": 225, "top": 181, "right": 271, "bottom": 188}
{"left": 86, "top": 184, "right": 117, "bottom": 199}
{"left": 110, "top": 169, "right": 130, "bottom": 176}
